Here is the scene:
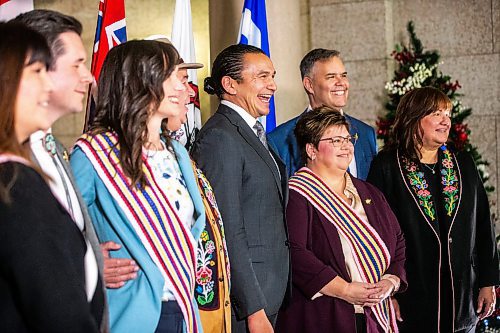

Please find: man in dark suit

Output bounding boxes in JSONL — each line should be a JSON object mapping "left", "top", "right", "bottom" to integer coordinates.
{"left": 191, "top": 44, "right": 289, "bottom": 333}
{"left": 13, "top": 10, "right": 108, "bottom": 331}
{"left": 268, "top": 48, "right": 377, "bottom": 179}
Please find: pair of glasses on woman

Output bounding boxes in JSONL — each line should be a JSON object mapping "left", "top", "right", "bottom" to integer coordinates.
{"left": 319, "top": 133, "right": 358, "bottom": 147}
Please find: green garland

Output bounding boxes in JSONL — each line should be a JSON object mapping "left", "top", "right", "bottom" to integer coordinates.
{"left": 377, "top": 21, "right": 494, "bottom": 194}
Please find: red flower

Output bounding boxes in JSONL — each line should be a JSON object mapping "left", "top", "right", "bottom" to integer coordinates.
{"left": 417, "top": 189, "right": 431, "bottom": 197}
{"left": 196, "top": 266, "right": 212, "bottom": 286}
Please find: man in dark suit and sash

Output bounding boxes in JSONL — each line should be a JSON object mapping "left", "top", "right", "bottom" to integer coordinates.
{"left": 268, "top": 48, "right": 377, "bottom": 180}
{"left": 192, "top": 44, "right": 290, "bottom": 333}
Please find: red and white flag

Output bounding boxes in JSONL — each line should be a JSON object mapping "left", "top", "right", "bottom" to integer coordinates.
{"left": 0, "top": 0, "right": 33, "bottom": 21}
{"left": 171, "top": 0, "right": 201, "bottom": 150}
{"left": 84, "top": 0, "right": 127, "bottom": 130}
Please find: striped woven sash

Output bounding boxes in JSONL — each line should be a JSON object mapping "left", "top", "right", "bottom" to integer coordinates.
{"left": 75, "top": 132, "right": 199, "bottom": 333}
{"left": 289, "top": 168, "right": 398, "bottom": 333}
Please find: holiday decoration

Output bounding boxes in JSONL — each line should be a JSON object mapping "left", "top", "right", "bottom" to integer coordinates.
{"left": 378, "top": 21, "right": 494, "bottom": 194}
{"left": 379, "top": 21, "right": 498, "bottom": 332}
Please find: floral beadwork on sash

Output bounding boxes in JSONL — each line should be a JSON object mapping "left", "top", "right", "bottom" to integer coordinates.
{"left": 401, "top": 146, "right": 460, "bottom": 221}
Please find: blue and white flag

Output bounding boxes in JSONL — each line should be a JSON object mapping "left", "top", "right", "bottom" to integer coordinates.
{"left": 237, "top": 0, "right": 276, "bottom": 132}
{"left": 171, "top": 0, "right": 202, "bottom": 150}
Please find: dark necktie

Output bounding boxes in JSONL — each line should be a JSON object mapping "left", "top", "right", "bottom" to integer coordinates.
{"left": 253, "top": 120, "right": 268, "bottom": 150}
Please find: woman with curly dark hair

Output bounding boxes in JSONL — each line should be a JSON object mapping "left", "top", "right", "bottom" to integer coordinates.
{"left": 70, "top": 40, "right": 206, "bottom": 333}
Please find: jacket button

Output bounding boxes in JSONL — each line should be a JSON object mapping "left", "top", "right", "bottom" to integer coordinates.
{"left": 448, "top": 238, "right": 452, "bottom": 243}
{"left": 219, "top": 277, "right": 224, "bottom": 282}
{"left": 225, "top": 300, "right": 230, "bottom": 307}
{"left": 285, "top": 240, "right": 290, "bottom": 247}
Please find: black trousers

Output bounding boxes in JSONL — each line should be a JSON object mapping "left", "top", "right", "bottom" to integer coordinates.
{"left": 155, "top": 301, "right": 184, "bottom": 333}
{"left": 355, "top": 313, "right": 367, "bottom": 333}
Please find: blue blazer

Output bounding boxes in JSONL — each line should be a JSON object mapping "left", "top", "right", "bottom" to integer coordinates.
{"left": 268, "top": 110, "right": 378, "bottom": 180}
{"left": 70, "top": 139, "right": 205, "bottom": 333}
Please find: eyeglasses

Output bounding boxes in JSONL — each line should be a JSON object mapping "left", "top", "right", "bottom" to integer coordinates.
{"left": 319, "top": 134, "right": 358, "bottom": 147}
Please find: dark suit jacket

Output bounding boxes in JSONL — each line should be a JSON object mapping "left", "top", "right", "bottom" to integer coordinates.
{"left": 33, "top": 137, "right": 108, "bottom": 332}
{"left": 192, "top": 103, "right": 290, "bottom": 321}
{"left": 0, "top": 162, "right": 100, "bottom": 333}
{"left": 268, "top": 109, "right": 378, "bottom": 180}
{"left": 367, "top": 149, "right": 499, "bottom": 332}
{"left": 276, "top": 176, "right": 406, "bottom": 333}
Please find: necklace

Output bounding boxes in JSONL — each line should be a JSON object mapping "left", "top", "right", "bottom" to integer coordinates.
{"left": 422, "top": 162, "right": 437, "bottom": 174}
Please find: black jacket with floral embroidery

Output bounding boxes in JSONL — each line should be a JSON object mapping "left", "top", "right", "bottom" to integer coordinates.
{"left": 367, "top": 148, "right": 499, "bottom": 333}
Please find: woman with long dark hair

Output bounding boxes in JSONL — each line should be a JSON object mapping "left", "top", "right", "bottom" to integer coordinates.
{"left": 71, "top": 40, "right": 206, "bottom": 333}
{"left": 0, "top": 22, "right": 101, "bottom": 332}
{"left": 367, "top": 87, "right": 499, "bottom": 332}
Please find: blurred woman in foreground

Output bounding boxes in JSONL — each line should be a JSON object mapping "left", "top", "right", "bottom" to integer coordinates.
{"left": 0, "top": 22, "right": 101, "bottom": 332}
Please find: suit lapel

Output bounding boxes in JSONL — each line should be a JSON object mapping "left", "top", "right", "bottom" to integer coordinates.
{"left": 53, "top": 139, "right": 109, "bottom": 332}
{"left": 218, "top": 105, "right": 283, "bottom": 198}
{"left": 345, "top": 114, "right": 365, "bottom": 175}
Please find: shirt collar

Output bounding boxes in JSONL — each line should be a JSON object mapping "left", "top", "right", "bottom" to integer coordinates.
{"left": 307, "top": 104, "right": 344, "bottom": 116}
{"left": 30, "top": 128, "right": 52, "bottom": 144}
{"left": 221, "top": 100, "right": 259, "bottom": 130}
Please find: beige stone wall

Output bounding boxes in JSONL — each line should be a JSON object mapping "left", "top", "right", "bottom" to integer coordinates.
{"left": 34, "top": 0, "right": 210, "bottom": 147}
{"left": 33, "top": 0, "right": 498, "bottom": 220}
{"left": 307, "top": 0, "right": 499, "bottom": 220}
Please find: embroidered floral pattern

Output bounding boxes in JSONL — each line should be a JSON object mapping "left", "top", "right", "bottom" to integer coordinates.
{"left": 441, "top": 149, "right": 459, "bottom": 216}
{"left": 196, "top": 231, "right": 216, "bottom": 306}
{"left": 402, "top": 156, "right": 436, "bottom": 221}
{"left": 194, "top": 167, "right": 231, "bottom": 310}
{"left": 401, "top": 147, "right": 460, "bottom": 221}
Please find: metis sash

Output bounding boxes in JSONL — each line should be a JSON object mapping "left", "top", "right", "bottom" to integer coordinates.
{"left": 75, "top": 132, "right": 199, "bottom": 333}
{"left": 289, "top": 168, "right": 398, "bottom": 333}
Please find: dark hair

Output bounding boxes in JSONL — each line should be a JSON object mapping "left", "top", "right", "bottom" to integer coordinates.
{"left": 13, "top": 9, "right": 82, "bottom": 70}
{"left": 300, "top": 48, "right": 341, "bottom": 79}
{"left": 383, "top": 86, "right": 452, "bottom": 160}
{"left": 0, "top": 21, "right": 52, "bottom": 202}
{"left": 90, "top": 40, "right": 180, "bottom": 189}
{"left": 204, "top": 44, "right": 265, "bottom": 99}
{"left": 295, "top": 106, "right": 350, "bottom": 164}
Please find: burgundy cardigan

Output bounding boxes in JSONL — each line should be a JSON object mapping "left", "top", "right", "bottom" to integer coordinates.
{"left": 276, "top": 176, "right": 407, "bottom": 333}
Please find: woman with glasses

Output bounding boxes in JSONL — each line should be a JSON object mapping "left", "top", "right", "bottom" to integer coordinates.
{"left": 367, "top": 87, "right": 498, "bottom": 332}
{"left": 276, "top": 107, "right": 406, "bottom": 333}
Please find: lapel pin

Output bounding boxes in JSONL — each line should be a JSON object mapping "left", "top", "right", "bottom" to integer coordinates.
{"left": 365, "top": 198, "right": 372, "bottom": 205}
{"left": 63, "top": 151, "right": 69, "bottom": 162}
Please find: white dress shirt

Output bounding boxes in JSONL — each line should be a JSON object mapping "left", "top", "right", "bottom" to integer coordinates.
{"left": 145, "top": 142, "right": 195, "bottom": 301}
{"left": 221, "top": 100, "right": 281, "bottom": 178}
{"left": 30, "top": 129, "right": 98, "bottom": 301}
